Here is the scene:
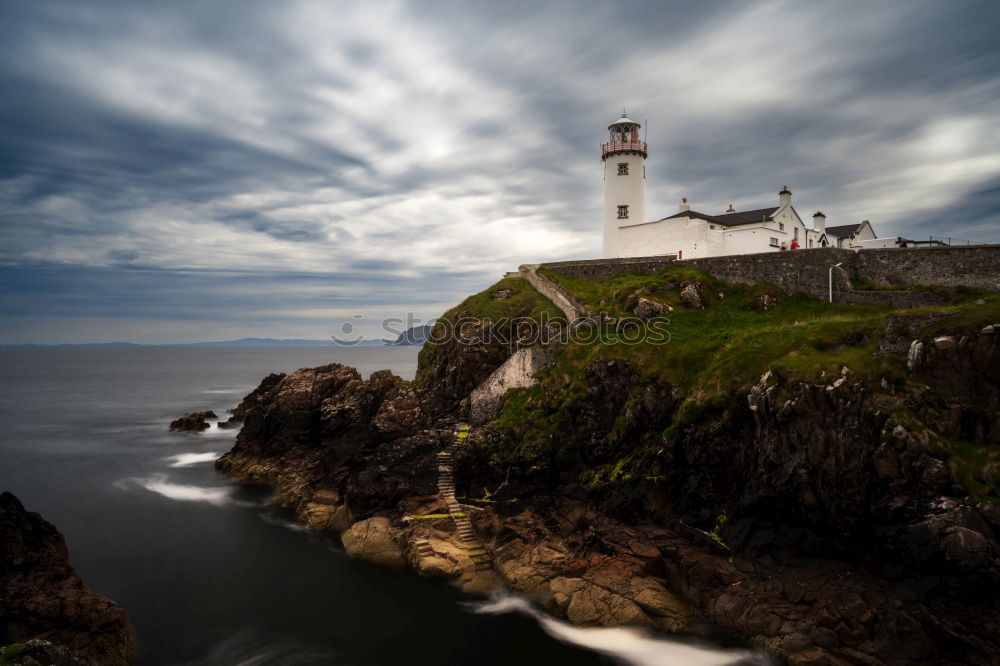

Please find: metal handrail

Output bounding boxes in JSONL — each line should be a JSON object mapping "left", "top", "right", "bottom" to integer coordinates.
{"left": 601, "top": 141, "right": 647, "bottom": 158}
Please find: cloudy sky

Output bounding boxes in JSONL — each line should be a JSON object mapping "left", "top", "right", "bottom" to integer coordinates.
{"left": 1, "top": 0, "right": 998, "bottom": 343}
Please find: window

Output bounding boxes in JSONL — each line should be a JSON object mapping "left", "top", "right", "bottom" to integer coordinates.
{"left": 709, "top": 224, "right": 716, "bottom": 230}
{"left": 779, "top": 222, "right": 785, "bottom": 231}
{"left": 794, "top": 227, "right": 799, "bottom": 240}
{"left": 617, "top": 205, "right": 629, "bottom": 219}
{"left": 617, "top": 162, "right": 628, "bottom": 176}
{"left": 808, "top": 238, "right": 813, "bottom": 248}
{"left": 769, "top": 237, "right": 779, "bottom": 247}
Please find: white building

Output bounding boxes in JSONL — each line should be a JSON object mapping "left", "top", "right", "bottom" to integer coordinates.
{"left": 619, "top": 188, "right": 832, "bottom": 259}
{"left": 602, "top": 113, "right": 647, "bottom": 257}
{"left": 599, "top": 112, "right": 920, "bottom": 259}
{"left": 824, "top": 220, "right": 876, "bottom": 248}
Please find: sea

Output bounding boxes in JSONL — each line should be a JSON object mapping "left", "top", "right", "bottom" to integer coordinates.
{"left": 0, "top": 346, "right": 764, "bottom": 665}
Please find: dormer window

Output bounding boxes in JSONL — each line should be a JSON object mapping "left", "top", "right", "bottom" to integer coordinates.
{"left": 617, "top": 162, "right": 628, "bottom": 176}
{"left": 617, "top": 205, "right": 629, "bottom": 219}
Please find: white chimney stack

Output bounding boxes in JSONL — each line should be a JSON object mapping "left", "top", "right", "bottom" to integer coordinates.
{"left": 813, "top": 211, "right": 826, "bottom": 234}
{"left": 779, "top": 185, "right": 792, "bottom": 208}
{"left": 679, "top": 197, "right": 690, "bottom": 213}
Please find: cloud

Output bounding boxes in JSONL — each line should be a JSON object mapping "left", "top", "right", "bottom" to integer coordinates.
{"left": 0, "top": 0, "right": 998, "bottom": 342}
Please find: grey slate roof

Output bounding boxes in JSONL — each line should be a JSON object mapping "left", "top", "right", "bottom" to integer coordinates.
{"left": 662, "top": 206, "right": 779, "bottom": 226}
{"left": 825, "top": 223, "right": 863, "bottom": 238}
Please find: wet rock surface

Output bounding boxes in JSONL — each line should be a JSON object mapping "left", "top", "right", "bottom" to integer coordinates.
{"left": 167, "top": 410, "right": 217, "bottom": 432}
{"left": 0, "top": 493, "right": 134, "bottom": 666}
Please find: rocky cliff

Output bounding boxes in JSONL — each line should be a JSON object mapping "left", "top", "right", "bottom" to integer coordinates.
{"left": 0, "top": 492, "right": 134, "bottom": 666}
{"left": 213, "top": 273, "right": 1000, "bottom": 665}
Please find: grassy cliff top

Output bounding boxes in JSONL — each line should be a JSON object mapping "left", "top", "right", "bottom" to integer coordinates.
{"left": 413, "top": 276, "right": 564, "bottom": 388}
{"left": 540, "top": 266, "right": 997, "bottom": 397}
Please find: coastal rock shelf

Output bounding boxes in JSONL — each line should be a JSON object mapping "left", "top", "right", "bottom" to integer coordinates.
{"left": 0, "top": 492, "right": 134, "bottom": 666}
{"left": 209, "top": 272, "right": 1000, "bottom": 665}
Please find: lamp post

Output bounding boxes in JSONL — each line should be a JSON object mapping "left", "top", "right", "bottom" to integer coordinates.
{"left": 829, "top": 262, "right": 843, "bottom": 303}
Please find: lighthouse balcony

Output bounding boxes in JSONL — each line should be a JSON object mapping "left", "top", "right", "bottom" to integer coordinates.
{"left": 601, "top": 140, "right": 647, "bottom": 159}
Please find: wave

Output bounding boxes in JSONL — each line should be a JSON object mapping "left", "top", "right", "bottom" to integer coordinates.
{"left": 256, "top": 511, "right": 310, "bottom": 533}
{"left": 120, "top": 473, "right": 238, "bottom": 506}
{"left": 201, "top": 421, "right": 239, "bottom": 438}
{"left": 469, "top": 594, "right": 769, "bottom": 666}
{"left": 165, "top": 452, "right": 220, "bottom": 468}
{"left": 189, "top": 629, "right": 336, "bottom": 665}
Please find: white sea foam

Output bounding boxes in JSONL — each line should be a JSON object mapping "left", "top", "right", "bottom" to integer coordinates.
{"left": 125, "top": 473, "right": 234, "bottom": 506}
{"left": 256, "top": 511, "right": 310, "bottom": 533}
{"left": 165, "top": 452, "right": 220, "bottom": 468}
{"left": 201, "top": 421, "right": 238, "bottom": 437}
{"left": 470, "top": 594, "right": 769, "bottom": 666}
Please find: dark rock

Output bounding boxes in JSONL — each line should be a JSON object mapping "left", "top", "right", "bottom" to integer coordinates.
{"left": 679, "top": 282, "right": 706, "bottom": 309}
{"left": 492, "top": 289, "right": 514, "bottom": 301}
{"left": 752, "top": 293, "right": 777, "bottom": 312}
{"left": 632, "top": 297, "right": 672, "bottom": 321}
{"left": 0, "top": 493, "right": 134, "bottom": 665}
{"left": 168, "top": 410, "right": 217, "bottom": 432}
{"left": 0, "top": 639, "right": 77, "bottom": 666}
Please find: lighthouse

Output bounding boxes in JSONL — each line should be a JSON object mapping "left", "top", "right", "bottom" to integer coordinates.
{"left": 601, "top": 112, "right": 647, "bottom": 258}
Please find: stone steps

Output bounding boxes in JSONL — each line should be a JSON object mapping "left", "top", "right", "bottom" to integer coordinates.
{"left": 432, "top": 422, "right": 493, "bottom": 574}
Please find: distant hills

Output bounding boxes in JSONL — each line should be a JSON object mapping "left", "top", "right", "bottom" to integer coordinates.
{"left": 386, "top": 324, "right": 433, "bottom": 346}
{"left": 2, "top": 331, "right": 433, "bottom": 347}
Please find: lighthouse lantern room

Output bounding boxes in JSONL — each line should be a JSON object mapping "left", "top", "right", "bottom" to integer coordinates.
{"left": 602, "top": 112, "right": 647, "bottom": 257}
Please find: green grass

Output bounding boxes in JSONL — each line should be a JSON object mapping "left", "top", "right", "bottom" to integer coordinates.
{"left": 541, "top": 267, "right": 892, "bottom": 396}
{"left": 535, "top": 267, "right": 993, "bottom": 397}
{"left": 414, "top": 276, "right": 565, "bottom": 387}
{"left": 2, "top": 645, "right": 24, "bottom": 665}
{"left": 921, "top": 293, "right": 1000, "bottom": 338}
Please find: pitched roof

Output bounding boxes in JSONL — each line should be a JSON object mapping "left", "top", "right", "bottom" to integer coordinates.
{"left": 663, "top": 206, "right": 779, "bottom": 226}
{"left": 825, "top": 223, "right": 862, "bottom": 238}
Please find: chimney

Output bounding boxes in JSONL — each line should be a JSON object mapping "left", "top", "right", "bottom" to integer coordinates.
{"left": 726, "top": 203, "right": 735, "bottom": 213}
{"left": 779, "top": 185, "right": 792, "bottom": 208}
{"left": 813, "top": 211, "right": 826, "bottom": 234}
{"left": 679, "top": 197, "right": 690, "bottom": 213}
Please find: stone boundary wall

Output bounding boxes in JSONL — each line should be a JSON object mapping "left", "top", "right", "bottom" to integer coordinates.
{"left": 467, "top": 346, "right": 557, "bottom": 424}
{"left": 539, "top": 257, "right": 677, "bottom": 280}
{"left": 539, "top": 246, "right": 1000, "bottom": 306}
{"left": 680, "top": 249, "right": 857, "bottom": 300}
{"left": 518, "top": 264, "right": 589, "bottom": 322}
{"left": 850, "top": 245, "right": 1000, "bottom": 292}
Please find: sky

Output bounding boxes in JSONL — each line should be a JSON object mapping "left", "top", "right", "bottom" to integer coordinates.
{"left": 1, "top": 0, "right": 999, "bottom": 344}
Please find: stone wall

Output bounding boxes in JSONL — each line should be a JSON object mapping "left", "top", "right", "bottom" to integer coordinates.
{"left": 850, "top": 245, "right": 1000, "bottom": 292}
{"left": 680, "top": 249, "right": 857, "bottom": 300}
{"left": 536, "top": 257, "right": 677, "bottom": 280}
{"left": 538, "top": 246, "right": 1000, "bottom": 307}
{"left": 518, "top": 264, "right": 589, "bottom": 321}
{"left": 467, "top": 346, "right": 557, "bottom": 424}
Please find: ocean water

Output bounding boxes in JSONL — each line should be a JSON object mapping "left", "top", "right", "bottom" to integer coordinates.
{"left": 0, "top": 347, "right": 762, "bottom": 665}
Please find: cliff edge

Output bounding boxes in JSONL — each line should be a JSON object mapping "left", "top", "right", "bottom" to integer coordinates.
{"left": 0, "top": 492, "right": 134, "bottom": 666}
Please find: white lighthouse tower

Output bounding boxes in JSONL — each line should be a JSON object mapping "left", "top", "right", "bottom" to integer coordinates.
{"left": 602, "top": 112, "right": 647, "bottom": 258}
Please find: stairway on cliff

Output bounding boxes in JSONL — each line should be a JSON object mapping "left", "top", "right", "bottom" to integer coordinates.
{"left": 437, "top": 424, "right": 493, "bottom": 572}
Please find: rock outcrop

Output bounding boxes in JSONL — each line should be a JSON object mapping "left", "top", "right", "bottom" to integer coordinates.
{"left": 168, "top": 410, "right": 216, "bottom": 432}
{"left": 0, "top": 492, "right": 134, "bottom": 666}
{"left": 340, "top": 516, "right": 407, "bottom": 569}
{"left": 212, "top": 281, "right": 1000, "bottom": 665}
